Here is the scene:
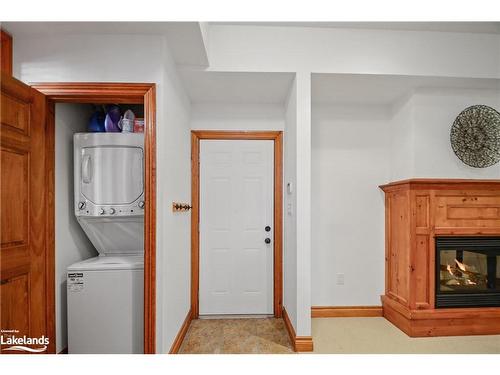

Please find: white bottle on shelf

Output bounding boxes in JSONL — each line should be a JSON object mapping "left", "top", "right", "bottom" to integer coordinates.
{"left": 120, "top": 109, "right": 135, "bottom": 133}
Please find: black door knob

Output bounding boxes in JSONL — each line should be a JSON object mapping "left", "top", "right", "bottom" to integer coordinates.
{"left": 265, "top": 238, "right": 271, "bottom": 244}
{"left": 265, "top": 226, "right": 271, "bottom": 232}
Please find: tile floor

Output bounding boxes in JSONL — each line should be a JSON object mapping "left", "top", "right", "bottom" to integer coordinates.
{"left": 179, "top": 317, "right": 294, "bottom": 354}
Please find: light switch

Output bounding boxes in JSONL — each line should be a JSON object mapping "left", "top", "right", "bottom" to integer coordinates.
{"left": 336, "top": 273, "right": 345, "bottom": 285}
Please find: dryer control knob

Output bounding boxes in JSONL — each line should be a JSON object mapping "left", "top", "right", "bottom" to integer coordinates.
{"left": 99, "top": 208, "right": 105, "bottom": 215}
{"left": 109, "top": 208, "right": 116, "bottom": 215}
{"left": 138, "top": 201, "right": 145, "bottom": 209}
{"left": 78, "top": 201, "right": 86, "bottom": 210}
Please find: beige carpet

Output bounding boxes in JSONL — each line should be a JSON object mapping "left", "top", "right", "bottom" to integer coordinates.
{"left": 312, "top": 317, "right": 500, "bottom": 354}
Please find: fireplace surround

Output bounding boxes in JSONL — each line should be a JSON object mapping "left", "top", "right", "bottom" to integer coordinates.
{"left": 380, "top": 179, "right": 500, "bottom": 337}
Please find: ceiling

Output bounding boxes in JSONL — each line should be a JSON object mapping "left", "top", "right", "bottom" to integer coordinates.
{"left": 1, "top": 22, "right": 209, "bottom": 66}
{"left": 312, "top": 73, "right": 500, "bottom": 105}
{"left": 5, "top": 21, "right": 499, "bottom": 35}
{"left": 178, "top": 70, "right": 295, "bottom": 104}
{"left": 3, "top": 21, "right": 499, "bottom": 67}
{"left": 211, "top": 22, "right": 500, "bottom": 34}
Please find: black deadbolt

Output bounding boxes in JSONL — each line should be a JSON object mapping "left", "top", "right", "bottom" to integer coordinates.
{"left": 265, "top": 238, "right": 271, "bottom": 244}
{"left": 265, "top": 226, "right": 271, "bottom": 232}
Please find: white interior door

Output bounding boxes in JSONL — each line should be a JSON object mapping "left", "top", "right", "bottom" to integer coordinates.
{"left": 199, "top": 139, "right": 274, "bottom": 315}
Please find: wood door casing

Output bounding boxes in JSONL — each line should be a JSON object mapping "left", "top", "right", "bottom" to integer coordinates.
{"left": 191, "top": 131, "right": 283, "bottom": 319}
{"left": 1, "top": 73, "right": 50, "bottom": 352}
{"left": 32, "top": 82, "right": 156, "bottom": 354}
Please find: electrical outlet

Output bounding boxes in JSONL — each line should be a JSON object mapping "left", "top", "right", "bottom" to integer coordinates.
{"left": 336, "top": 273, "right": 345, "bottom": 285}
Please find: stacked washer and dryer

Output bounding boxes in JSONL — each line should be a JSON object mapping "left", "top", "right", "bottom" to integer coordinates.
{"left": 67, "top": 133, "right": 145, "bottom": 354}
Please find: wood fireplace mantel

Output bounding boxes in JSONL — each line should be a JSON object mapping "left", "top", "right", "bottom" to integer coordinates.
{"left": 380, "top": 178, "right": 500, "bottom": 337}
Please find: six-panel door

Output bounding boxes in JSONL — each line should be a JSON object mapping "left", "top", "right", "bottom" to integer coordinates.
{"left": 199, "top": 140, "right": 274, "bottom": 315}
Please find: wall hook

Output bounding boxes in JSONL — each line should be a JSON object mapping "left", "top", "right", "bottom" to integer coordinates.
{"left": 172, "top": 202, "right": 192, "bottom": 212}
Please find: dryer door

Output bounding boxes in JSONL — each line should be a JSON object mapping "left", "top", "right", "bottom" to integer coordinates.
{"left": 80, "top": 146, "right": 144, "bottom": 205}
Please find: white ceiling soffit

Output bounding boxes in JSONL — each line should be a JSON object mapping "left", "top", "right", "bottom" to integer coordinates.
{"left": 0, "top": 22, "right": 209, "bottom": 66}
{"left": 164, "top": 22, "right": 209, "bottom": 66}
{"left": 178, "top": 69, "right": 295, "bottom": 104}
{"left": 211, "top": 22, "right": 500, "bottom": 34}
{"left": 312, "top": 73, "right": 500, "bottom": 105}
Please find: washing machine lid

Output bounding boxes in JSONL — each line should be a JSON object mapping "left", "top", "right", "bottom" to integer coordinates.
{"left": 68, "top": 255, "right": 144, "bottom": 271}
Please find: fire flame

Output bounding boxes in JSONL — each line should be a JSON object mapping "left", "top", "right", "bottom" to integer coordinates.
{"left": 447, "top": 264, "right": 453, "bottom": 276}
{"left": 454, "top": 259, "right": 467, "bottom": 272}
{"left": 442, "top": 258, "right": 485, "bottom": 288}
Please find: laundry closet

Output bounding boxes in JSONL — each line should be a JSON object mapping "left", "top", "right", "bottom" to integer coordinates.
{"left": 55, "top": 103, "right": 145, "bottom": 354}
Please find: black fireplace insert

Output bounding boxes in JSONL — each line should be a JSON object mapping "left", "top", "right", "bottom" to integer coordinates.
{"left": 435, "top": 237, "right": 500, "bottom": 308}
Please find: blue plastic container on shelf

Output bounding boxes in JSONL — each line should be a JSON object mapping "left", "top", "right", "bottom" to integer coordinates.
{"left": 87, "top": 111, "right": 106, "bottom": 132}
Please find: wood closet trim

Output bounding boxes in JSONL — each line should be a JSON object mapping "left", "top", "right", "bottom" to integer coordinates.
{"left": 31, "top": 82, "right": 157, "bottom": 354}
{"left": 30, "top": 82, "right": 153, "bottom": 103}
{"left": 190, "top": 130, "right": 283, "bottom": 319}
{"left": 1, "top": 29, "right": 13, "bottom": 75}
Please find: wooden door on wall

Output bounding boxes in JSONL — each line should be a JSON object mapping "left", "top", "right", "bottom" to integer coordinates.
{"left": 0, "top": 73, "right": 51, "bottom": 353}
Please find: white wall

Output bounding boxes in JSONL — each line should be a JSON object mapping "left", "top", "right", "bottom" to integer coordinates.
{"left": 13, "top": 33, "right": 192, "bottom": 353}
{"left": 283, "top": 78, "right": 298, "bottom": 331}
{"left": 390, "top": 95, "right": 415, "bottom": 181}
{"left": 412, "top": 88, "right": 500, "bottom": 178}
{"left": 14, "top": 34, "right": 164, "bottom": 83}
{"left": 391, "top": 88, "right": 500, "bottom": 180}
{"left": 190, "top": 102, "right": 284, "bottom": 131}
{"left": 295, "top": 73, "right": 312, "bottom": 336}
{"left": 312, "top": 87, "right": 500, "bottom": 307}
{"left": 201, "top": 24, "right": 499, "bottom": 335}
{"left": 186, "top": 24, "right": 498, "bottom": 332}
{"left": 283, "top": 74, "right": 311, "bottom": 336}
{"left": 157, "top": 38, "right": 192, "bottom": 353}
{"left": 55, "top": 103, "right": 97, "bottom": 353}
{"left": 311, "top": 105, "right": 390, "bottom": 306}
{"left": 207, "top": 25, "right": 500, "bottom": 79}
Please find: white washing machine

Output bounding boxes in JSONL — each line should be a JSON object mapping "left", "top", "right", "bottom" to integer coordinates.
{"left": 67, "top": 256, "right": 144, "bottom": 354}
{"left": 67, "top": 133, "right": 145, "bottom": 354}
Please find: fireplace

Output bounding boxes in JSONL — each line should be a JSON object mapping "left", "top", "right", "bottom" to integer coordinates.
{"left": 380, "top": 179, "right": 500, "bottom": 337}
{"left": 436, "top": 237, "right": 500, "bottom": 308}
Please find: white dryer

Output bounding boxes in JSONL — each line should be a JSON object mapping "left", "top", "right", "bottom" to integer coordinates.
{"left": 67, "top": 133, "right": 145, "bottom": 354}
{"left": 73, "top": 132, "right": 145, "bottom": 255}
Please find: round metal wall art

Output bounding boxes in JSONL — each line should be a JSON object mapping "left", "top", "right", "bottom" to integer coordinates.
{"left": 450, "top": 105, "right": 500, "bottom": 168}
